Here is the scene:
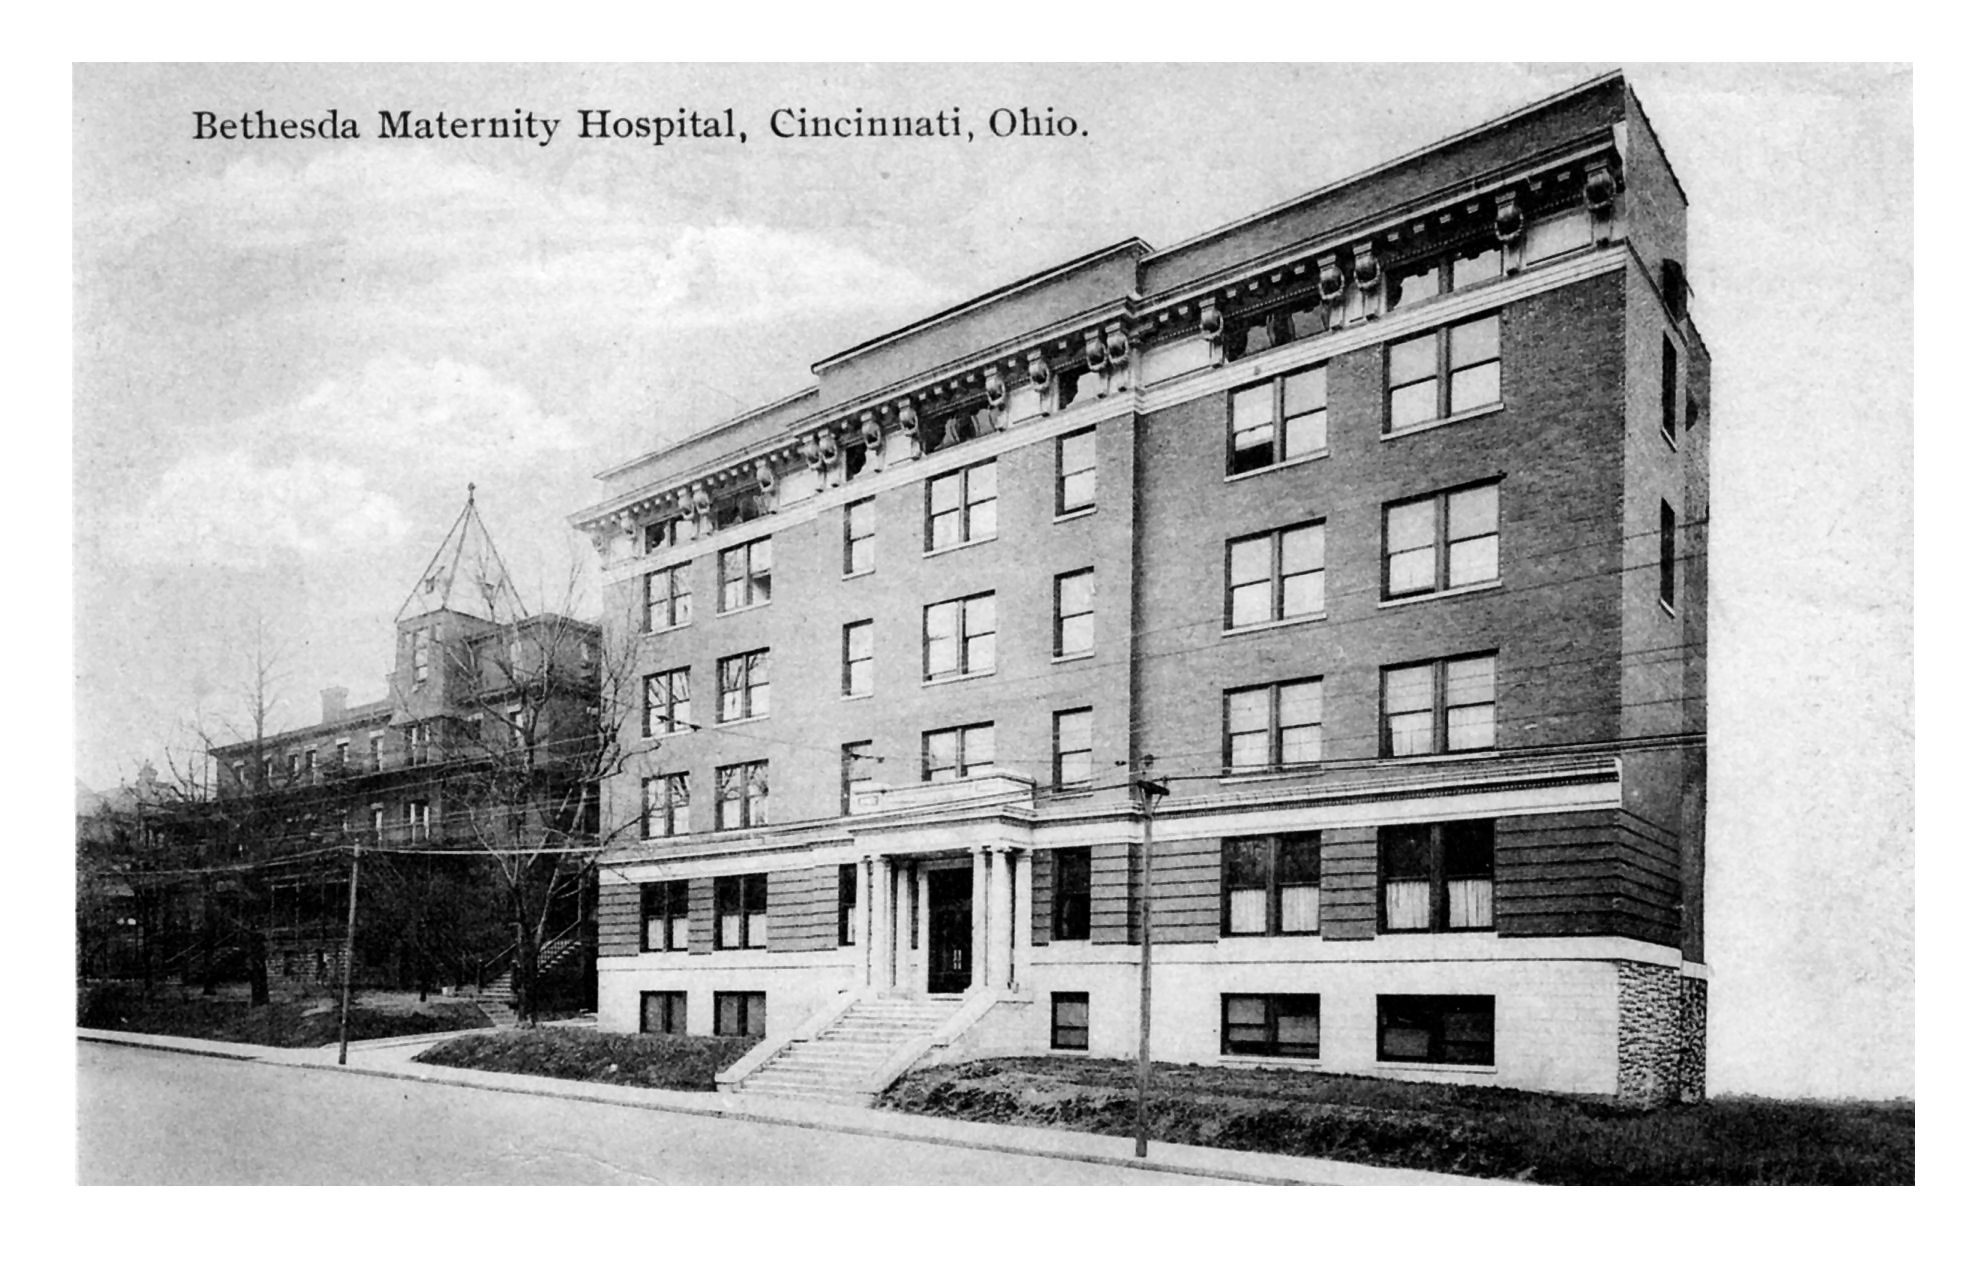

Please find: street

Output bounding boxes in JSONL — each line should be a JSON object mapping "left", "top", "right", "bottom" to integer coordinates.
{"left": 77, "top": 1042, "right": 1219, "bottom": 1185}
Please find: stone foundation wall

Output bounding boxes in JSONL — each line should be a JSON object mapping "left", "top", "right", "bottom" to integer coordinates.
{"left": 1617, "top": 961, "right": 1708, "bottom": 1106}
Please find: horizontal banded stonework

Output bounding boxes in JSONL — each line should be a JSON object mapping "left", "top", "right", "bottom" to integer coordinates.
{"left": 1320, "top": 825, "right": 1379, "bottom": 940}
{"left": 769, "top": 865, "right": 840, "bottom": 952}
{"left": 599, "top": 880, "right": 642, "bottom": 958}
{"left": 687, "top": 878, "right": 715, "bottom": 955}
{"left": 1090, "top": 843, "right": 1134, "bottom": 944}
{"left": 1148, "top": 836, "right": 1220, "bottom": 944}
{"left": 1495, "top": 809, "right": 1681, "bottom": 946}
{"left": 1030, "top": 850, "right": 1054, "bottom": 947}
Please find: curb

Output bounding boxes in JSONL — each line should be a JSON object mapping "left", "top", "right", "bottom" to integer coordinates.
{"left": 79, "top": 1029, "right": 1502, "bottom": 1186}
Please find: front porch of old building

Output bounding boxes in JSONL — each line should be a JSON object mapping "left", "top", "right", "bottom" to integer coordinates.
{"left": 847, "top": 842, "right": 1036, "bottom": 999}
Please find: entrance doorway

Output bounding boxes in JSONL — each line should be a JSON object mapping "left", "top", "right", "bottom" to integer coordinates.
{"left": 927, "top": 867, "right": 973, "bottom": 993}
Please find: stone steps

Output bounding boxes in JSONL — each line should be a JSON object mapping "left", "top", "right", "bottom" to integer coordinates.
{"left": 731, "top": 996, "right": 965, "bottom": 1104}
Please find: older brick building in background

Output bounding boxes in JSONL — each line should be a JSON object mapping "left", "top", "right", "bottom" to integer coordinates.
{"left": 574, "top": 72, "right": 1708, "bottom": 1104}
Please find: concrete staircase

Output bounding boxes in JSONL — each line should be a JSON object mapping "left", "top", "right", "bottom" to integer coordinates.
{"left": 731, "top": 995, "right": 965, "bottom": 1106}
{"left": 474, "top": 974, "right": 516, "bottom": 1028}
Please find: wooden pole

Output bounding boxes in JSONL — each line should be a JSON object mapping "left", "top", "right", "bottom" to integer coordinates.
{"left": 336, "top": 841, "right": 360, "bottom": 1066}
{"left": 1134, "top": 771, "right": 1169, "bottom": 1159}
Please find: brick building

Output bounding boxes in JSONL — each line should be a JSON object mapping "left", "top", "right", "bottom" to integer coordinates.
{"left": 206, "top": 490, "right": 602, "bottom": 1001}
{"left": 573, "top": 72, "right": 1708, "bottom": 1103}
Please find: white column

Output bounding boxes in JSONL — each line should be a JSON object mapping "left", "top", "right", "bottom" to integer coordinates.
{"left": 1012, "top": 850, "right": 1033, "bottom": 989}
{"left": 870, "top": 858, "right": 893, "bottom": 990}
{"left": 916, "top": 865, "right": 932, "bottom": 995}
{"left": 855, "top": 856, "right": 873, "bottom": 990}
{"left": 894, "top": 862, "right": 913, "bottom": 993}
{"left": 990, "top": 846, "right": 1014, "bottom": 990}
{"left": 970, "top": 846, "right": 989, "bottom": 989}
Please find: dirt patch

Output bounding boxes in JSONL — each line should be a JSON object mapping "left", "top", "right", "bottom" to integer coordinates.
{"left": 78, "top": 985, "right": 491, "bottom": 1048}
{"left": 413, "top": 1028, "right": 755, "bottom": 1092}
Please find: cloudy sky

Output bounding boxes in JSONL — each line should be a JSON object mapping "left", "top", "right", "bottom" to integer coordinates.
{"left": 71, "top": 64, "right": 1912, "bottom": 1099}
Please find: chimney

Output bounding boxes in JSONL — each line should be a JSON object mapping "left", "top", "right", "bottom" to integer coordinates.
{"left": 321, "top": 686, "right": 349, "bottom": 724}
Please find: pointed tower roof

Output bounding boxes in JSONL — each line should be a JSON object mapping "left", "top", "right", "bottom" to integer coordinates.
{"left": 396, "top": 484, "right": 528, "bottom": 624}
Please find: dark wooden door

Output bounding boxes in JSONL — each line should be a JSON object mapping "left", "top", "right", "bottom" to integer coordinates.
{"left": 927, "top": 867, "right": 973, "bottom": 994}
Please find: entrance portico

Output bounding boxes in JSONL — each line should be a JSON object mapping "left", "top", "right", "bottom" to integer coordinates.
{"left": 852, "top": 844, "right": 1031, "bottom": 996}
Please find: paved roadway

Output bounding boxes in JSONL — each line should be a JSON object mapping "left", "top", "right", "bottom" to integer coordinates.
{"left": 77, "top": 1042, "right": 1219, "bottom": 1185}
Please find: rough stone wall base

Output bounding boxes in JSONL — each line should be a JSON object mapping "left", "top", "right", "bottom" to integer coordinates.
{"left": 1616, "top": 961, "right": 1706, "bottom": 1106}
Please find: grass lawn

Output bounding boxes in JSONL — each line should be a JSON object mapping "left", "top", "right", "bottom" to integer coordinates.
{"left": 78, "top": 986, "right": 491, "bottom": 1048}
{"left": 879, "top": 1057, "right": 1914, "bottom": 1184}
{"left": 413, "top": 1028, "right": 756, "bottom": 1092}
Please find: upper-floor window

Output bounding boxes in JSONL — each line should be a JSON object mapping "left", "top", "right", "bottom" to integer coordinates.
{"left": 715, "top": 761, "right": 769, "bottom": 830}
{"left": 641, "top": 880, "right": 690, "bottom": 950}
{"left": 924, "top": 593, "right": 996, "bottom": 680}
{"left": 1661, "top": 337, "right": 1679, "bottom": 447}
{"left": 1382, "top": 654, "right": 1496, "bottom": 756}
{"left": 1053, "top": 708, "right": 1093, "bottom": 789}
{"left": 843, "top": 622, "right": 874, "bottom": 698}
{"left": 1224, "top": 678, "right": 1323, "bottom": 772}
{"left": 1057, "top": 428, "right": 1097, "bottom": 514}
{"left": 1222, "top": 295, "right": 1328, "bottom": 361}
{"left": 370, "top": 804, "right": 384, "bottom": 838}
{"left": 1221, "top": 834, "right": 1320, "bottom": 936}
{"left": 413, "top": 627, "right": 432, "bottom": 685}
{"left": 714, "top": 874, "right": 767, "bottom": 949}
{"left": 922, "top": 722, "right": 993, "bottom": 782}
{"left": 1387, "top": 314, "right": 1501, "bottom": 432}
{"left": 844, "top": 498, "right": 876, "bottom": 575}
{"left": 369, "top": 734, "right": 384, "bottom": 771}
{"left": 718, "top": 538, "right": 772, "bottom": 612}
{"left": 1227, "top": 522, "right": 1326, "bottom": 629}
{"left": 641, "top": 773, "right": 690, "bottom": 840}
{"left": 645, "top": 562, "right": 692, "bottom": 632}
{"left": 927, "top": 461, "right": 997, "bottom": 550}
{"left": 717, "top": 650, "right": 770, "bottom": 722}
{"left": 1228, "top": 364, "right": 1328, "bottom": 476}
{"left": 644, "top": 668, "right": 690, "bottom": 737}
{"left": 643, "top": 517, "right": 684, "bottom": 555}
{"left": 232, "top": 760, "right": 246, "bottom": 785}
{"left": 1384, "top": 482, "right": 1500, "bottom": 598}
{"left": 302, "top": 749, "right": 316, "bottom": 779}
{"left": 1660, "top": 499, "right": 1677, "bottom": 612}
{"left": 1051, "top": 847, "right": 1091, "bottom": 940}
{"left": 1380, "top": 820, "right": 1494, "bottom": 933}
{"left": 1054, "top": 569, "right": 1094, "bottom": 658}
{"left": 287, "top": 753, "right": 300, "bottom": 779}
{"left": 334, "top": 741, "right": 349, "bottom": 768}
{"left": 1387, "top": 240, "right": 1501, "bottom": 310}
{"left": 405, "top": 800, "right": 432, "bottom": 843}
{"left": 841, "top": 741, "right": 877, "bottom": 815}
{"left": 405, "top": 723, "right": 431, "bottom": 766}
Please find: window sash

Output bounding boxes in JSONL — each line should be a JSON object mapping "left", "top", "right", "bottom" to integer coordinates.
{"left": 924, "top": 594, "right": 995, "bottom": 679}
{"left": 843, "top": 622, "right": 874, "bottom": 696}
{"left": 645, "top": 669, "right": 690, "bottom": 737}
{"left": 1380, "top": 821, "right": 1495, "bottom": 932}
{"left": 1053, "top": 709, "right": 1093, "bottom": 789}
{"left": 718, "top": 651, "right": 768, "bottom": 722}
{"left": 1387, "top": 316, "right": 1502, "bottom": 431}
{"left": 1051, "top": 849, "right": 1091, "bottom": 940}
{"left": 1377, "top": 995, "right": 1494, "bottom": 1065}
{"left": 922, "top": 723, "right": 992, "bottom": 781}
{"left": 1055, "top": 570, "right": 1095, "bottom": 657}
{"left": 1050, "top": 993, "right": 1090, "bottom": 1049}
{"left": 1058, "top": 430, "right": 1097, "bottom": 513}
{"left": 844, "top": 500, "right": 876, "bottom": 574}
{"left": 1223, "top": 994, "right": 1319, "bottom": 1058}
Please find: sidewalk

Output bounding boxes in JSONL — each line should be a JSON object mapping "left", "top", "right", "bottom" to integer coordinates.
{"left": 78, "top": 1027, "right": 1505, "bottom": 1186}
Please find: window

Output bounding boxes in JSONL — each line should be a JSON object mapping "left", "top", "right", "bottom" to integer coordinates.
{"left": 714, "top": 991, "right": 767, "bottom": 1039}
{"left": 1222, "top": 994, "right": 1320, "bottom": 1059}
{"left": 714, "top": 875, "right": 768, "bottom": 950}
{"left": 1380, "top": 820, "right": 1494, "bottom": 932}
{"left": 843, "top": 621, "right": 874, "bottom": 697}
{"left": 507, "top": 706, "right": 528, "bottom": 750}
{"left": 1660, "top": 500, "right": 1677, "bottom": 611}
{"left": 1057, "top": 429, "right": 1096, "bottom": 514}
{"left": 1382, "top": 655, "right": 1496, "bottom": 756}
{"left": 1051, "top": 848, "right": 1091, "bottom": 941}
{"left": 644, "top": 668, "right": 691, "bottom": 737}
{"left": 1053, "top": 569, "right": 1094, "bottom": 658}
{"left": 369, "top": 734, "right": 384, "bottom": 771}
{"left": 844, "top": 498, "right": 876, "bottom": 575}
{"left": 922, "top": 723, "right": 993, "bottom": 781}
{"left": 718, "top": 538, "right": 772, "bottom": 612}
{"left": 840, "top": 742, "right": 877, "bottom": 815}
{"left": 1221, "top": 835, "right": 1320, "bottom": 935}
{"left": 717, "top": 650, "right": 770, "bottom": 722}
{"left": 640, "top": 990, "right": 688, "bottom": 1034}
{"left": 1386, "top": 314, "right": 1501, "bottom": 431}
{"left": 1377, "top": 995, "right": 1494, "bottom": 1066}
{"left": 370, "top": 804, "right": 384, "bottom": 838}
{"left": 645, "top": 563, "right": 692, "bottom": 631}
{"left": 927, "top": 461, "right": 997, "bottom": 550}
{"left": 405, "top": 800, "right": 431, "bottom": 843}
{"left": 1051, "top": 992, "right": 1090, "bottom": 1050}
{"left": 642, "top": 517, "right": 683, "bottom": 555}
{"left": 1661, "top": 338, "right": 1679, "bottom": 447}
{"left": 334, "top": 740, "right": 349, "bottom": 768}
{"left": 1386, "top": 239, "right": 1502, "bottom": 310}
{"left": 1053, "top": 709, "right": 1094, "bottom": 789}
{"left": 1384, "top": 482, "right": 1500, "bottom": 598}
{"left": 405, "top": 723, "right": 432, "bottom": 766}
{"left": 1222, "top": 296, "right": 1327, "bottom": 361}
{"left": 838, "top": 864, "right": 858, "bottom": 945}
{"left": 1227, "top": 364, "right": 1328, "bottom": 475}
{"left": 287, "top": 753, "right": 299, "bottom": 779}
{"left": 641, "top": 881, "right": 690, "bottom": 950}
{"left": 641, "top": 773, "right": 690, "bottom": 840}
{"left": 413, "top": 627, "right": 431, "bottom": 685}
{"left": 1224, "top": 679, "right": 1323, "bottom": 772}
{"left": 1226, "top": 522, "right": 1326, "bottom": 628}
{"left": 923, "top": 593, "right": 996, "bottom": 680}
{"left": 715, "top": 761, "right": 769, "bottom": 830}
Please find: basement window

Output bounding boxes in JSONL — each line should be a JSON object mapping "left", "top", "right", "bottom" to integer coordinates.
{"left": 714, "top": 991, "right": 767, "bottom": 1039}
{"left": 1222, "top": 994, "right": 1319, "bottom": 1059}
{"left": 1377, "top": 994, "right": 1494, "bottom": 1066}
{"left": 1051, "top": 992, "right": 1090, "bottom": 1050}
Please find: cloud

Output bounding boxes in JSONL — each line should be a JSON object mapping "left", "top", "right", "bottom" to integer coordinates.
{"left": 123, "top": 451, "right": 410, "bottom": 570}
{"left": 285, "top": 355, "right": 582, "bottom": 458}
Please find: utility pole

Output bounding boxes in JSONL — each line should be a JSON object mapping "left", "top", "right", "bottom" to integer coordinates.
{"left": 1134, "top": 764, "right": 1169, "bottom": 1159}
{"left": 336, "top": 839, "right": 360, "bottom": 1066}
